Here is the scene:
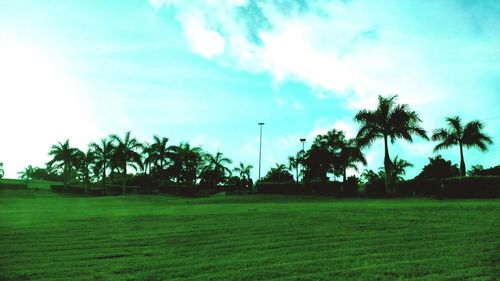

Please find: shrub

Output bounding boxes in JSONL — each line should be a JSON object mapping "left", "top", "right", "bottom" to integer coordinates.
{"left": 442, "top": 176, "right": 500, "bottom": 198}
{"left": 256, "top": 182, "right": 303, "bottom": 194}
{"left": 158, "top": 184, "right": 198, "bottom": 197}
{"left": 0, "top": 182, "right": 28, "bottom": 189}
{"left": 308, "top": 180, "right": 341, "bottom": 195}
{"left": 342, "top": 176, "right": 360, "bottom": 197}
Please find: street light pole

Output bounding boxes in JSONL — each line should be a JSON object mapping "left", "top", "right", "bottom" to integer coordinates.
{"left": 258, "top": 122, "right": 265, "bottom": 181}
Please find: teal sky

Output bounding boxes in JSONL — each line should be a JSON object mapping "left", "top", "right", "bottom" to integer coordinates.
{"left": 0, "top": 0, "right": 498, "bottom": 179}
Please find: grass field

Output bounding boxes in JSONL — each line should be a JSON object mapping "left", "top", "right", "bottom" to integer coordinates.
{"left": 1, "top": 189, "right": 499, "bottom": 280}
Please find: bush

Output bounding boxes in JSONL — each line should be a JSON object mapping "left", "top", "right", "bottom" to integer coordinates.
{"left": 397, "top": 176, "right": 500, "bottom": 198}
{"left": 308, "top": 180, "right": 341, "bottom": 195}
{"left": 256, "top": 182, "right": 303, "bottom": 194}
{"left": 397, "top": 178, "right": 441, "bottom": 197}
{"left": 0, "top": 182, "right": 28, "bottom": 189}
{"left": 442, "top": 176, "right": 500, "bottom": 198}
{"left": 158, "top": 184, "right": 198, "bottom": 197}
{"left": 364, "top": 177, "right": 385, "bottom": 197}
{"left": 342, "top": 176, "right": 360, "bottom": 197}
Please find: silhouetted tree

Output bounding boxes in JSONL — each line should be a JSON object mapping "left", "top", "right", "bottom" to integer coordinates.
{"left": 200, "top": 152, "right": 233, "bottom": 187}
{"left": 89, "top": 138, "right": 113, "bottom": 187}
{"left": 387, "top": 156, "right": 413, "bottom": 182}
{"left": 167, "top": 142, "right": 203, "bottom": 186}
{"left": 0, "top": 162, "right": 3, "bottom": 179}
{"left": 432, "top": 116, "right": 493, "bottom": 176}
{"left": 75, "top": 148, "right": 96, "bottom": 193}
{"left": 287, "top": 155, "right": 300, "bottom": 183}
{"left": 355, "top": 95, "right": 428, "bottom": 193}
{"left": 47, "top": 140, "right": 80, "bottom": 185}
{"left": 416, "top": 155, "right": 459, "bottom": 180}
{"left": 303, "top": 129, "right": 345, "bottom": 182}
{"left": 261, "top": 163, "right": 294, "bottom": 182}
{"left": 109, "top": 131, "right": 144, "bottom": 193}
{"left": 335, "top": 138, "right": 366, "bottom": 183}
{"left": 233, "top": 162, "right": 253, "bottom": 180}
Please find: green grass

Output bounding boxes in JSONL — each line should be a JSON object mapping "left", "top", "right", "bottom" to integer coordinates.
{"left": 0, "top": 189, "right": 499, "bottom": 281}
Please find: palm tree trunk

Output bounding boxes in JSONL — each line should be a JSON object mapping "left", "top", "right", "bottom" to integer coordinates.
{"left": 459, "top": 143, "right": 466, "bottom": 177}
{"left": 102, "top": 164, "right": 107, "bottom": 194}
{"left": 122, "top": 164, "right": 127, "bottom": 194}
{"left": 383, "top": 135, "right": 393, "bottom": 193}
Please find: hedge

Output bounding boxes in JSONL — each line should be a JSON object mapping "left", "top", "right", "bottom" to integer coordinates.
{"left": 256, "top": 182, "right": 304, "bottom": 194}
{"left": 397, "top": 176, "right": 500, "bottom": 198}
{"left": 0, "top": 182, "right": 28, "bottom": 189}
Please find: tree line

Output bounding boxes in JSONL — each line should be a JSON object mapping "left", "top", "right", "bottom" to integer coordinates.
{"left": 14, "top": 95, "right": 494, "bottom": 195}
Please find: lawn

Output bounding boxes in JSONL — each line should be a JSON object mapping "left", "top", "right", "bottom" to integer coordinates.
{"left": 0, "top": 189, "right": 499, "bottom": 281}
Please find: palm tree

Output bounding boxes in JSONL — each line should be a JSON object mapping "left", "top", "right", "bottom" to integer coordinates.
{"left": 335, "top": 138, "right": 367, "bottom": 183}
{"left": 431, "top": 116, "right": 493, "bottom": 176}
{"left": 89, "top": 138, "right": 113, "bottom": 188}
{"left": 233, "top": 162, "right": 253, "bottom": 180}
{"left": 200, "top": 152, "right": 233, "bottom": 187}
{"left": 75, "top": 148, "right": 96, "bottom": 194}
{"left": 151, "top": 135, "right": 169, "bottom": 172}
{"left": 355, "top": 95, "right": 428, "bottom": 193}
{"left": 167, "top": 142, "right": 203, "bottom": 186}
{"left": 47, "top": 140, "right": 80, "bottom": 185}
{"left": 109, "top": 131, "right": 144, "bottom": 194}
{"left": 389, "top": 156, "right": 413, "bottom": 182}
{"left": 205, "top": 152, "right": 232, "bottom": 177}
{"left": 18, "top": 165, "right": 35, "bottom": 181}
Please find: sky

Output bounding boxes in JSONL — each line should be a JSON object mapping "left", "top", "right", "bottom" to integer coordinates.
{"left": 0, "top": 0, "right": 499, "bottom": 180}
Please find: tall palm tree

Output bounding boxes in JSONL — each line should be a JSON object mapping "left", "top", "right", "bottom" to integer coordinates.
{"left": 75, "top": 148, "right": 95, "bottom": 194}
{"left": 89, "top": 138, "right": 113, "bottom": 187}
{"left": 47, "top": 140, "right": 80, "bottom": 185}
{"left": 335, "top": 138, "right": 367, "bottom": 183}
{"left": 109, "top": 131, "right": 144, "bottom": 194}
{"left": 431, "top": 116, "right": 493, "bottom": 176}
{"left": 355, "top": 95, "right": 428, "bottom": 193}
{"left": 151, "top": 135, "right": 169, "bottom": 172}
{"left": 233, "top": 162, "right": 253, "bottom": 180}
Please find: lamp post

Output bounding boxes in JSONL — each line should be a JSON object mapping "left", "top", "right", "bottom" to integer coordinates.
{"left": 258, "top": 122, "right": 265, "bottom": 181}
{"left": 299, "top": 138, "right": 306, "bottom": 182}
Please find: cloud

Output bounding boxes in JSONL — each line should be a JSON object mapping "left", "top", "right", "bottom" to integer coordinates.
{"left": 151, "top": 0, "right": 500, "bottom": 112}
{"left": 147, "top": 0, "right": 500, "bottom": 179}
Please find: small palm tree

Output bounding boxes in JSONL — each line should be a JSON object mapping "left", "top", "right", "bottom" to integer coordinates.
{"left": 203, "top": 152, "right": 233, "bottom": 184}
{"left": 233, "top": 162, "right": 253, "bottom": 180}
{"left": 47, "top": 140, "right": 80, "bottom": 185}
{"left": 18, "top": 165, "right": 35, "bottom": 181}
{"left": 432, "top": 116, "right": 493, "bottom": 176}
{"left": 389, "top": 156, "right": 413, "bottom": 182}
{"left": 355, "top": 95, "right": 428, "bottom": 193}
{"left": 109, "top": 131, "right": 144, "bottom": 193}
{"left": 89, "top": 138, "right": 114, "bottom": 188}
